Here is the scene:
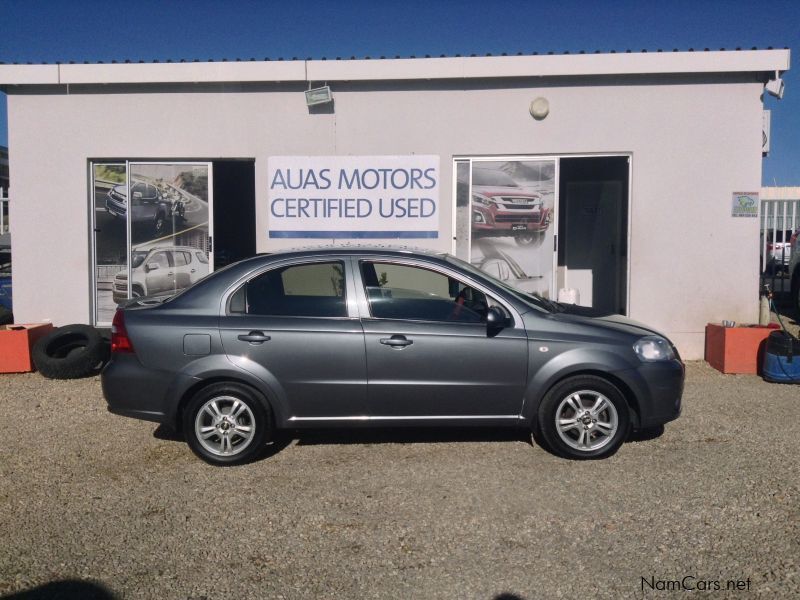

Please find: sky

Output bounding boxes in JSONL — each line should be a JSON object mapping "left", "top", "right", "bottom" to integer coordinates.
{"left": 0, "top": 0, "right": 798, "bottom": 185}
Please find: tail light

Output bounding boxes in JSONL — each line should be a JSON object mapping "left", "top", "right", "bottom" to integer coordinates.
{"left": 111, "top": 309, "right": 134, "bottom": 354}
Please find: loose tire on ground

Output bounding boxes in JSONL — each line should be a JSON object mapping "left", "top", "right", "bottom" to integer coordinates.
{"left": 183, "top": 382, "right": 272, "bottom": 466}
{"left": 537, "top": 375, "right": 630, "bottom": 460}
{"left": 32, "top": 324, "right": 109, "bottom": 379}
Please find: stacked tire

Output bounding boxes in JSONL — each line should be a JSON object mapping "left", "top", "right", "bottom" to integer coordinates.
{"left": 32, "top": 324, "right": 110, "bottom": 379}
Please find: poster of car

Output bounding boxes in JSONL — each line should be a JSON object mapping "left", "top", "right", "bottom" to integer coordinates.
{"left": 465, "top": 160, "right": 556, "bottom": 297}
{"left": 92, "top": 162, "right": 212, "bottom": 325}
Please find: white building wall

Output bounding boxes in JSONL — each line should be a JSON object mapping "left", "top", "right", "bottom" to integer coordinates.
{"left": 8, "top": 74, "right": 765, "bottom": 358}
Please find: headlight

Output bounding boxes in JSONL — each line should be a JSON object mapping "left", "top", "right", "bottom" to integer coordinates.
{"left": 472, "top": 192, "right": 492, "bottom": 205}
{"left": 633, "top": 336, "right": 675, "bottom": 362}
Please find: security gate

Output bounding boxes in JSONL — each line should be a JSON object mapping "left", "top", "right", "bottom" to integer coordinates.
{"left": 760, "top": 198, "right": 800, "bottom": 295}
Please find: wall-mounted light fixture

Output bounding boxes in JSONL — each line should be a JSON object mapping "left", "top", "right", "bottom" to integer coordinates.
{"left": 529, "top": 97, "right": 549, "bottom": 120}
{"left": 764, "top": 72, "right": 784, "bottom": 100}
{"left": 305, "top": 85, "right": 333, "bottom": 106}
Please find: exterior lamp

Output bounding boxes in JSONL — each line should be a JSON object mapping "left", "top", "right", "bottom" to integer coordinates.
{"left": 305, "top": 85, "right": 333, "bottom": 106}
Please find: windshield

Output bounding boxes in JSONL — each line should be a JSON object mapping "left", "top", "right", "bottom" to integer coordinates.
{"left": 130, "top": 251, "right": 149, "bottom": 269}
{"left": 444, "top": 255, "right": 559, "bottom": 313}
{"left": 472, "top": 168, "right": 518, "bottom": 187}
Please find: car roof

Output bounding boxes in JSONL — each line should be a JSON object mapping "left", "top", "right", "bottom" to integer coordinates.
{"left": 255, "top": 245, "right": 448, "bottom": 261}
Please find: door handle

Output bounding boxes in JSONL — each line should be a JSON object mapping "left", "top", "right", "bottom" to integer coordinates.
{"left": 168, "top": 272, "right": 174, "bottom": 276}
{"left": 380, "top": 335, "right": 413, "bottom": 348}
{"left": 190, "top": 269, "right": 196, "bottom": 273}
{"left": 238, "top": 331, "right": 271, "bottom": 344}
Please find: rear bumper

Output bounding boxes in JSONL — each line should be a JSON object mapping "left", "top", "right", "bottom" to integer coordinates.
{"left": 101, "top": 354, "right": 196, "bottom": 428}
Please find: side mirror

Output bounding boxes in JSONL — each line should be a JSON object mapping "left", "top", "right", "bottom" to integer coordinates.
{"left": 486, "top": 306, "right": 507, "bottom": 331}
{"left": 132, "top": 191, "right": 143, "bottom": 201}
{"left": 145, "top": 262, "right": 159, "bottom": 273}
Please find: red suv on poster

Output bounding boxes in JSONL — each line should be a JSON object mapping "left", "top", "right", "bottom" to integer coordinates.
{"left": 471, "top": 166, "right": 551, "bottom": 246}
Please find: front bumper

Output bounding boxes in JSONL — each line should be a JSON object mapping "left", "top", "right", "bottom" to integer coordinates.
{"left": 618, "top": 359, "right": 685, "bottom": 429}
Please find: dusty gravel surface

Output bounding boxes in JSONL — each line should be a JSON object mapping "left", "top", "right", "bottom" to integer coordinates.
{"left": 0, "top": 362, "right": 798, "bottom": 599}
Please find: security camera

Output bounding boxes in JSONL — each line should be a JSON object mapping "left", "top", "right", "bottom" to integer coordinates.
{"left": 765, "top": 76, "right": 784, "bottom": 100}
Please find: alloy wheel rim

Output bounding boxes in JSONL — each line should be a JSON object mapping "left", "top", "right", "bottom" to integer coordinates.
{"left": 555, "top": 390, "right": 619, "bottom": 452}
{"left": 194, "top": 395, "right": 256, "bottom": 457}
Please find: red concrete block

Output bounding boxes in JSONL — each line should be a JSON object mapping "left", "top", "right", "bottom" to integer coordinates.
{"left": 0, "top": 323, "right": 54, "bottom": 373}
{"left": 705, "top": 323, "right": 779, "bottom": 374}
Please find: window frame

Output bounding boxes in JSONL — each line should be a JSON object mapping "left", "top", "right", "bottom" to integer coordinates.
{"left": 223, "top": 257, "right": 358, "bottom": 320}
{"left": 354, "top": 257, "right": 518, "bottom": 327}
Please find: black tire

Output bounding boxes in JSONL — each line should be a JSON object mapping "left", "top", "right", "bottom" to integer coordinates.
{"left": 514, "top": 231, "right": 545, "bottom": 247}
{"left": 183, "top": 382, "right": 272, "bottom": 466}
{"left": 537, "top": 375, "right": 630, "bottom": 460}
{"left": 0, "top": 306, "right": 12, "bottom": 326}
{"left": 32, "top": 324, "right": 110, "bottom": 379}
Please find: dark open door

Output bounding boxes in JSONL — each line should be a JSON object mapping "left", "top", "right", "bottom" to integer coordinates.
{"left": 558, "top": 157, "right": 629, "bottom": 315}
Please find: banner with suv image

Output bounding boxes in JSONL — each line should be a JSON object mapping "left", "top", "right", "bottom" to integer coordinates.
{"left": 92, "top": 162, "right": 212, "bottom": 325}
{"left": 460, "top": 159, "right": 556, "bottom": 297}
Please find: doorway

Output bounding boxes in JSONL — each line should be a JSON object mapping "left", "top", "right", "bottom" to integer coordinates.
{"left": 212, "top": 160, "right": 257, "bottom": 270}
{"left": 558, "top": 156, "right": 629, "bottom": 315}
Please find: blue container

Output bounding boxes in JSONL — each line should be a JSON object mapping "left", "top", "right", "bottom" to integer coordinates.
{"left": 762, "top": 330, "right": 800, "bottom": 383}
{"left": 0, "top": 273, "right": 11, "bottom": 311}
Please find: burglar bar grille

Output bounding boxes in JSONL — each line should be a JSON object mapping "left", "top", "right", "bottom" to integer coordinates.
{"left": 760, "top": 198, "right": 800, "bottom": 294}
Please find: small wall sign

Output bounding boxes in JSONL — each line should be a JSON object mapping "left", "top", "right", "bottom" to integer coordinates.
{"left": 731, "top": 192, "right": 759, "bottom": 217}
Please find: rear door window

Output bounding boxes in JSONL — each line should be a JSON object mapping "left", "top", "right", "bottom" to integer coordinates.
{"left": 243, "top": 261, "right": 347, "bottom": 318}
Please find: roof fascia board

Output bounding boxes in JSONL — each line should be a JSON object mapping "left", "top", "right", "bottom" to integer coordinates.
{"left": 0, "top": 49, "right": 789, "bottom": 87}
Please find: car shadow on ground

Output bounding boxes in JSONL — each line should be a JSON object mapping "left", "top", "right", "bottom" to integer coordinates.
{"left": 154, "top": 421, "right": 665, "bottom": 462}
{"left": 1, "top": 579, "right": 117, "bottom": 599}
{"left": 290, "top": 426, "right": 532, "bottom": 447}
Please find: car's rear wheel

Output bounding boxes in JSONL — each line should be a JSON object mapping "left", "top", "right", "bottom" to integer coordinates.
{"left": 537, "top": 375, "right": 630, "bottom": 459}
{"left": 183, "top": 382, "right": 271, "bottom": 466}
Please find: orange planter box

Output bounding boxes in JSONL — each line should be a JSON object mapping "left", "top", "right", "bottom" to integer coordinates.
{"left": 705, "top": 323, "right": 779, "bottom": 374}
{"left": 0, "top": 323, "right": 54, "bottom": 373}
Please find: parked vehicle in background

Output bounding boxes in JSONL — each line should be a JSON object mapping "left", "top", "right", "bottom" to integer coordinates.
{"left": 471, "top": 167, "right": 551, "bottom": 247}
{"left": 102, "top": 248, "right": 684, "bottom": 466}
{"left": 112, "top": 246, "right": 209, "bottom": 303}
{"left": 474, "top": 241, "right": 548, "bottom": 295}
{"left": 106, "top": 181, "right": 180, "bottom": 235}
{"left": 786, "top": 229, "right": 800, "bottom": 310}
{"left": 762, "top": 229, "right": 795, "bottom": 274}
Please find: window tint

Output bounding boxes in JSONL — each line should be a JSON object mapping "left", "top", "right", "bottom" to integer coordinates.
{"left": 361, "top": 261, "right": 489, "bottom": 323}
{"left": 472, "top": 167, "right": 518, "bottom": 187}
{"left": 149, "top": 251, "right": 171, "bottom": 269}
{"left": 245, "top": 261, "right": 346, "bottom": 317}
{"left": 173, "top": 251, "right": 189, "bottom": 267}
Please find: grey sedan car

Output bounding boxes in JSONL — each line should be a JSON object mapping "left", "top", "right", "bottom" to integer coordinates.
{"left": 102, "top": 248, "right": 683, "bottom": 465}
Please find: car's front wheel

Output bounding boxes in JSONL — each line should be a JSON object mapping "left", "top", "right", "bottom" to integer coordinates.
{"left": 514, "top": 231, "right": 545, "bottom": 247}
{"left": 537, "top": 375, "right": 630, "bottom": 459}
{"left": 183, "top": 382, "right": 271, "bottom": 466}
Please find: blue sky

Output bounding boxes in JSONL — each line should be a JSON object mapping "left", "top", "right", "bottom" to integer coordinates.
{"left": 1, "top": 0, "right": 798, "bottom": 184}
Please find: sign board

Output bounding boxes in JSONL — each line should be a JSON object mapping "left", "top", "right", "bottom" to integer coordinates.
{"left": 267, "top": 155, "right": 439, "bottom": 239}
{"left": 763, "top": 110, "right": 771, "bottom": 156}
{"left": 731, "top": 192, "right": 759, "bottom": 217}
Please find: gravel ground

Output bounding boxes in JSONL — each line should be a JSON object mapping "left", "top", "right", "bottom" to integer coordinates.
{"left": 0, "top": 362, "right": 798, "bottom": 599}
